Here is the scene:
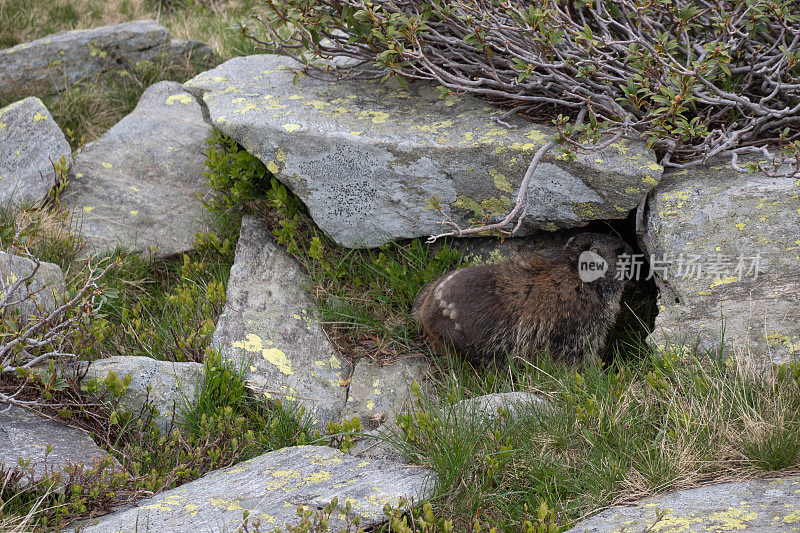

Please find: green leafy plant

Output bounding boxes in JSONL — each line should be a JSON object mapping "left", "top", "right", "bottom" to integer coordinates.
{"left": 0, "top": 349, "right": 312, "bottom": 529}
{"left": 203, "top": 128, "right": 272, "bottom": 210}
{"left": 320, "top": 417, "right": 363, "bottom": 452}
{"left": 0, "top": 456, "right": 128, "bottom": 530}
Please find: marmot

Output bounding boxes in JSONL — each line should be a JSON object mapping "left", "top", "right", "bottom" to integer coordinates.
{"left": 413, "top": 233, "right": 632, "bottom": 365}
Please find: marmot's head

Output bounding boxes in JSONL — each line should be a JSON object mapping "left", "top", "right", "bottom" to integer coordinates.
{"left": 563, "top": 233, "right": 634, "bottom": 288}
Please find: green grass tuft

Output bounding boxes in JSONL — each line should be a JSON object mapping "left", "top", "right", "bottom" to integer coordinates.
{"left": 386, "top": 348, "right": 800, "bottom": 530}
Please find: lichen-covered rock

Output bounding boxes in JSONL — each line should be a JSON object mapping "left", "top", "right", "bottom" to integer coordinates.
{"left": 642, "top": 160, "right": 800, "bottom": 364}
{"left": 566, "top": 476, "right": 800, "bottom": 532}
{"left": 343, "top": 357, "right": 428, "bottom": 430}
{"left": 0, "top": 251, "right": 66, "bottom": 320}
{"left": 0, "top": 20, "right": 214, "bottom": 96}
{"left": 212, "top": 216, "right": 349, "bottom": 426}
{"left": 77, "top": 445, "right": 432, "bottom": 533}
{"left": 0, "top": 20, "right": 165, "bottom": 95}
{"left": 79, "top": 356, "right": 204, "bottom": 434}
{"left": 184, "top": 55, "right": 662, "bottom": 248}
{"left": 0, "top": 97, "right": 71, "bottom": 207}
{"left": 0, "top": 404, "right": 122, "bottom": 485}
{"left": 62, "top": 81, "right": 211, "bottom": 259}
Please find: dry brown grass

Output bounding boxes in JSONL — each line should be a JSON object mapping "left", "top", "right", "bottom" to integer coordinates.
{"left": 1, "top": 0, "right": 260, "bottom": 145}
{"left": 160, "top": 0, "right": 258, "bottom": 56}
{"left": 0, "top": 472, "right": 46, "bottom": 533}
{"left": 0, "top": 0, "right": 258, "bottom": 58}
{"left": 0, "top": 205, "right": 82, "bottom": 273}
{"left": 1, "top": 0, "right": 153, "bottom": 47}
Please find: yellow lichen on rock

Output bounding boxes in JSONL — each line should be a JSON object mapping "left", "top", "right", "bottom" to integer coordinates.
{"left": 709, "top": 276, "right": 740, "bottom": 288}
{"left": 233, "top": 334, "right": 294, "bottom": 375}
{"left": 263, "top": 348, "right": 294, "bottom": 375}
{"left": 166, "top": 94, "right": 193, "bottom": 105}
{"left": 362, "top": 111, "right": 390, "bottom": 124}
{"left": 489, "top": 168, "right": 513, "bottom": 193}
{"left": 525, "top": 129, "right": 548, "bottom": 143}
{"left": 209, "top": 498, "right": 246, "bottom": 511}
{"left": 411, "top": 120, "right": 453, "bottom": 133}
{"left": 765, "top": 331, "right": 800, "bottom": 353}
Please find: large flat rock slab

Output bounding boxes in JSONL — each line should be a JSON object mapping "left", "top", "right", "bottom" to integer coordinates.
{"left": 0, "top": 20, "right": 213, "bottom": 96}
{"left": 77, "top": 445, "right": 432, "bottom": 532}
{"left": 184, "top": 55, "right": 662, "bottom": 248}
{"left": 212, "top": 216, "right": 349, "bottom": 425}
{"left": 0, "top": 404, "right": 120, "bottom": 483}
{"left": 62, "top": 81, "right": 212, "bottom": 259}
{"left": 567, "top": 476, "right": 800, "bottom": 532}
{"left": 0, "top": 97, "right": 71, "bottom": 206}
{"left": 79, "top": 356, "right": 204, "bottom": 435}
{"left": 642, "top": 160, "right": 800, "bottom": 364}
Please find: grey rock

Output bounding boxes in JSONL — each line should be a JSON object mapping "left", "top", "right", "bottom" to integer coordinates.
{"left": 0, "top": 20, "right": 166, "bottom": 96}
{"left": 642, "top": 159, "right": 800, "bottom": 364}
{"left": 448, "top": 392, "right": 551, "bottom": 423}
{"left": 0, "top": 97, "right": 71, "bottom": 207}
{"left": 0, "top": 404, "right": 121, "bottom": 484}
{"left": 79, "top": 356, "right": 204, "bottom": 435}
{"left": 0, "top": 20, "right": 213, "bottom": 96}
{"left": 62, "top": 81, "right": 212, "bottom": 259}
{"left": 343, "top": 357, "right": 429, "bottom": 430}
{"left": 77, "top": 445, "right": 432, "bottom": 533}
{"left": 184, "top": 54, "right": 662, "bottom": 248}
{"left": 0, "top": 251, "right": 66, "bottom": 320}
{"left": 566, "top": 476, "right": 800, "bottom": 532}
{"left": 212, "top": 216, "right": 349, "bottom": 426}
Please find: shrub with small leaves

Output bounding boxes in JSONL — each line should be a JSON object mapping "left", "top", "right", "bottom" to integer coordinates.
{"left": 203, "top": 129, "right": 271, "bottom": 211}
{"left": 0, "top": 455, "right": 128, "bottom": 530}
{"left": 320, "top": 417, "right": 362, "bottom": 452}
{"left": 86, "top": 250, "right": 230, "bottom": 362}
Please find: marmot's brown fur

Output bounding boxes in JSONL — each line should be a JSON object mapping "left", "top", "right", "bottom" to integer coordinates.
{"left": 413, "top": 233, "right": 632, "bottom": 365}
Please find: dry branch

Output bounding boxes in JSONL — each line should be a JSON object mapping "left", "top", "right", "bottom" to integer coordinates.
{"left": 0, "top": 256, "right": 115, "bottom": 412}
